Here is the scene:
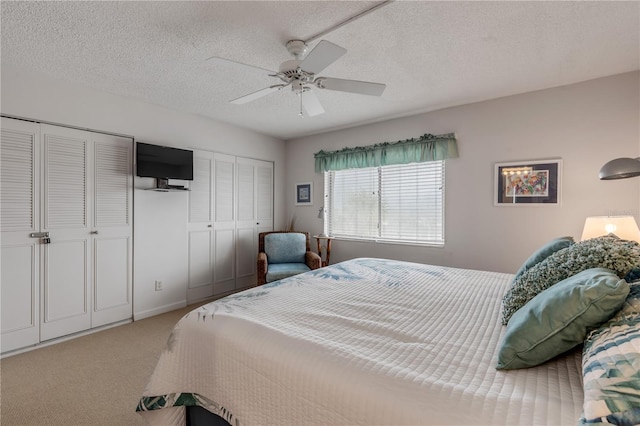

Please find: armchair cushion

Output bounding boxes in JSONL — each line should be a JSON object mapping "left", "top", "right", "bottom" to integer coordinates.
{"left": 266, "top": 263, "right": 312, "bottom": 283}
{"left": 264, "top": 233, "right": 306, "bottom": 264}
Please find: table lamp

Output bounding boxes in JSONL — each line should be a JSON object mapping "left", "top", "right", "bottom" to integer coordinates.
{"left": 317, "top": 207, "right": 328, "bottom": 237}
{"left": 581, "top": 216, "right": 640, "bottom": 243}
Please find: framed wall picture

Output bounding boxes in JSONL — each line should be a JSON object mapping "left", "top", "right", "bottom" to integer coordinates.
{"left": 295, "top": 182, "right": 313, "bottom": 205}
{"left": 494, "top": 159, "right": 562, "bottom": 206}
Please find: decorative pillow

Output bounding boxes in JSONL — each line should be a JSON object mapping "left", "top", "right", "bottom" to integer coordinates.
{"left": 625, "top": 268, "right": 640, "bottom": 283}
{"left": 502, "top": 235, "right": 640, "bottom": 324}
{"left": 581, "top": 281, "right": 640, "bottom": 425}
{"left": 496, "top": 268, "right": 629, "bottom": 370}
{"left": 513, "top": 236, "right": 574, "bottom": 281}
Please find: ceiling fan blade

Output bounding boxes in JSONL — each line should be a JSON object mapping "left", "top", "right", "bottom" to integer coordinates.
{"left": 230, "top": 85, "right": 285, "bottom": 105}
{"left": 315, "top": 77, "right": 386, "bottom": 96}
{"left": 299, "top": 40, "right": 347, "bottom": 75}
{"left": 301, "top": 90, "right": 325, "bottom": 117}
{"left": 206, "top": 56, "right": 277, "bottom": 75}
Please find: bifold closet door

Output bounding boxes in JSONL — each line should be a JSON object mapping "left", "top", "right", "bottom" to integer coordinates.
{"left": 1, "top": 118, "right": 133, "bottom": 352}
{"left": 1, "top": 120, "right": 100, "bottom": 348}
{"left": 213, "top": 153, "right": 236, "bottom": 295}
{"left": 39, "top": 124, "right": 93, "bottom": 341}
{"left": 91, "top": 132, "right": 133, "bottom": 328}
{"left": 187, "top": 151, "right": 214, "bottom": 303}
{"left": 236, "top": 157, "right": 273, "bottom": 289}
{"left": 0, "top": 118, "right": 41, "bottom": 353}
{"left": 39, "top": 127, "right": 133, "bottom": 338}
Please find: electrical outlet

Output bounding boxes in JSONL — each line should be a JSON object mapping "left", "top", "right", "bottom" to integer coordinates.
{"left": 155, "top": 280, "right": 163, "bottom": 291}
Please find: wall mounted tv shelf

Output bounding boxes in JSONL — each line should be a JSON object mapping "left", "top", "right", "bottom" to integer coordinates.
{"left": 145, "top": 178, "right": 190, "bottom": 192}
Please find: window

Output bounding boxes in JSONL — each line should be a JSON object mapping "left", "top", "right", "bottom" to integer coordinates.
{"left": 324, "top": 161, "right": 445, "bottom": 246}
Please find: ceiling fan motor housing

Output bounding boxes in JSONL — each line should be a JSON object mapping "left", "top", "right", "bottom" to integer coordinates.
{"left": 278, "top": 59, "right": 313, "bottom": 85}
{"left": 278, "top": 59, "right": 302, "bottom": 74}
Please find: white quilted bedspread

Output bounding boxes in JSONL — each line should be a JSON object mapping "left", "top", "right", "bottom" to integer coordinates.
{"left": 139, "top": 258, "right": 583, "bottom": 425}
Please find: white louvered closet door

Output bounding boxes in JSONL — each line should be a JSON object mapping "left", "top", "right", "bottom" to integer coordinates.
{"left": 192, "top": 153, "right": 273, "bottom": 296}
{"left": 213, "top": 153, "right": 236, "bottom": 295}
{"left": 1, "top": 118, "right": 133, "bottom": 353}
{"left": 235, "top": 158, "right": 257, "bottom": 289}
{"left": 187, "top": 150, "right": 214, "bottom": 303}
{"left": 91, "top": 133, "right": 133, "bottom": 327}
{"left": 40, "top": 124, "right": 93, "bottom": 341}
{"left": 0, "top": 118, "right": 41, "bottom": 353}
{"left": 236, "top": 157, "right": 273, "bottom": 289}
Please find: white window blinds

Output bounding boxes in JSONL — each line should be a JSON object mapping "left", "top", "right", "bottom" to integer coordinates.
{"left": 325, "top": 161, "right": 445, "bottom": 245}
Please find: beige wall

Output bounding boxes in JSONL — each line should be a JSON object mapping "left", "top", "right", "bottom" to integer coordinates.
{"left": 286, "top": 72, "right": 640, "bottom": 273}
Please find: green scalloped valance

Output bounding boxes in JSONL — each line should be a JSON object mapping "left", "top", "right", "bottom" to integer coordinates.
{"left": 314, "top": 133, "right": 458, "bottom": 173}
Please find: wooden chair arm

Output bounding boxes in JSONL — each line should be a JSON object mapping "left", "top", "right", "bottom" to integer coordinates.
{"left": 305, "top": 251, "right": 322, "bottom": 270}
{"left": 257, "top": 252, "right": 268, "bottom": 285}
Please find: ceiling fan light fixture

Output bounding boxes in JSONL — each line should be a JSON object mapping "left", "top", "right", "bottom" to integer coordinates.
{"left": 292, "top": 80, "right": 305, "bottom": 93}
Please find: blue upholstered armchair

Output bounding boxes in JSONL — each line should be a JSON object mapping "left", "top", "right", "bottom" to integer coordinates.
{"left": 257, "top": 231, "right": 321, "bottom": 285}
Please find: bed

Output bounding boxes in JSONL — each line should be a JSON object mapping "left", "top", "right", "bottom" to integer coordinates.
{"left": 138, "top": 257, "right": 599, "bottom": 425}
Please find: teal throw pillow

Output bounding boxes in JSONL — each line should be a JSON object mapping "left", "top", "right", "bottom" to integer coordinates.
{"left": 502, "top": 235, "right": 640, "bottom": 324}
{"left": 513, "top": 236, "right": 574, "bottom": 281}
{"left": 581, "top": 281, "right": 640, "bottom": 424}
{"left": 496, "top": 268, "right": 629, "bottom": 370}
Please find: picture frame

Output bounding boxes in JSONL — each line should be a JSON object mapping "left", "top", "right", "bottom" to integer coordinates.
{"left": 494, "top": 159, "right": 562, "bottom": 206}
{"left": 295, "top": 182, "right": 313, "bottom": 206}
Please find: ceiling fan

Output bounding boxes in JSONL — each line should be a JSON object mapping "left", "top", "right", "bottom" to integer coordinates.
{"left": 209, "top": 39, "right": 386, "bottom": 117}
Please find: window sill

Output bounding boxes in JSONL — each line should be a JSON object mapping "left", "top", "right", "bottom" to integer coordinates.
{"left": 328, "top": 235, "right": 445, "bottom": 248}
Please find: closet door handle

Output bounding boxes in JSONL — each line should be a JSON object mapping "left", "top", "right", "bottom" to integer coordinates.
{"left": 90, "top": 230, "right": 99, "bottom": 235}
{"left": 29, "top": 232, "right": 50, "bottom": 238}
{"left": 29, "top": 232, "right": 51, "bottom": 244}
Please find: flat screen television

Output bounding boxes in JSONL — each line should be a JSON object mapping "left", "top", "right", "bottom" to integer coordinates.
{"left": 136, "top": 142, "right": 193, "bottom": 181}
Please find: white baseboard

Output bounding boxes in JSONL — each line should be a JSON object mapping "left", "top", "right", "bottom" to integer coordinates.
{"left": 133, "top": 300, "right": 187, "bottom": 321}
{"left": 1, "top": 319, "right": 132, "bottom": 359}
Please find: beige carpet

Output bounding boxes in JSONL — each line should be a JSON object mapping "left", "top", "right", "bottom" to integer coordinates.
{"left": 0, "top": 302, "right": 211, "bottom": 425}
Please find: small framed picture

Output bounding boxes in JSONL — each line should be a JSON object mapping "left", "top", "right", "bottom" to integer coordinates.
{"left": 494, "top": 159, "right": 562, "bottom": 206}
{"left": 295, "top": 182, "right": 313, "bottom": 205}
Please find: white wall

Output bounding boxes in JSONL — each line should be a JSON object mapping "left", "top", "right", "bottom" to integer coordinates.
{"left": 1, "top": 65, "right": 287, "bottom": 319}
{"left": 286, "top": 72, "right": 640, "bottom": 273}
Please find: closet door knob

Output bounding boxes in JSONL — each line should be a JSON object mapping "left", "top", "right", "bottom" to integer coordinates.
{"left": 90, "top": 230, "right": 99, "bottom": 235}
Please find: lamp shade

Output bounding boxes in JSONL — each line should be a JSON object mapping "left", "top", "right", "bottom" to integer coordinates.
{"left": 581, "top": 216, "right": 640, "bottom": 243}
{"left": 599, "top": 157, "right": 640, "bottom": 180}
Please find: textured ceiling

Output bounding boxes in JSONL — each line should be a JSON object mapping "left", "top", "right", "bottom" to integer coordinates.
{"left": 2, "top": 1, "right": 639, "bottom": 140}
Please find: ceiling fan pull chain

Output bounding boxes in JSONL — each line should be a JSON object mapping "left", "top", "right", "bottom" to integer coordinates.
{"left": 299, "top": 91, "right": 304, "bottom": 118}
